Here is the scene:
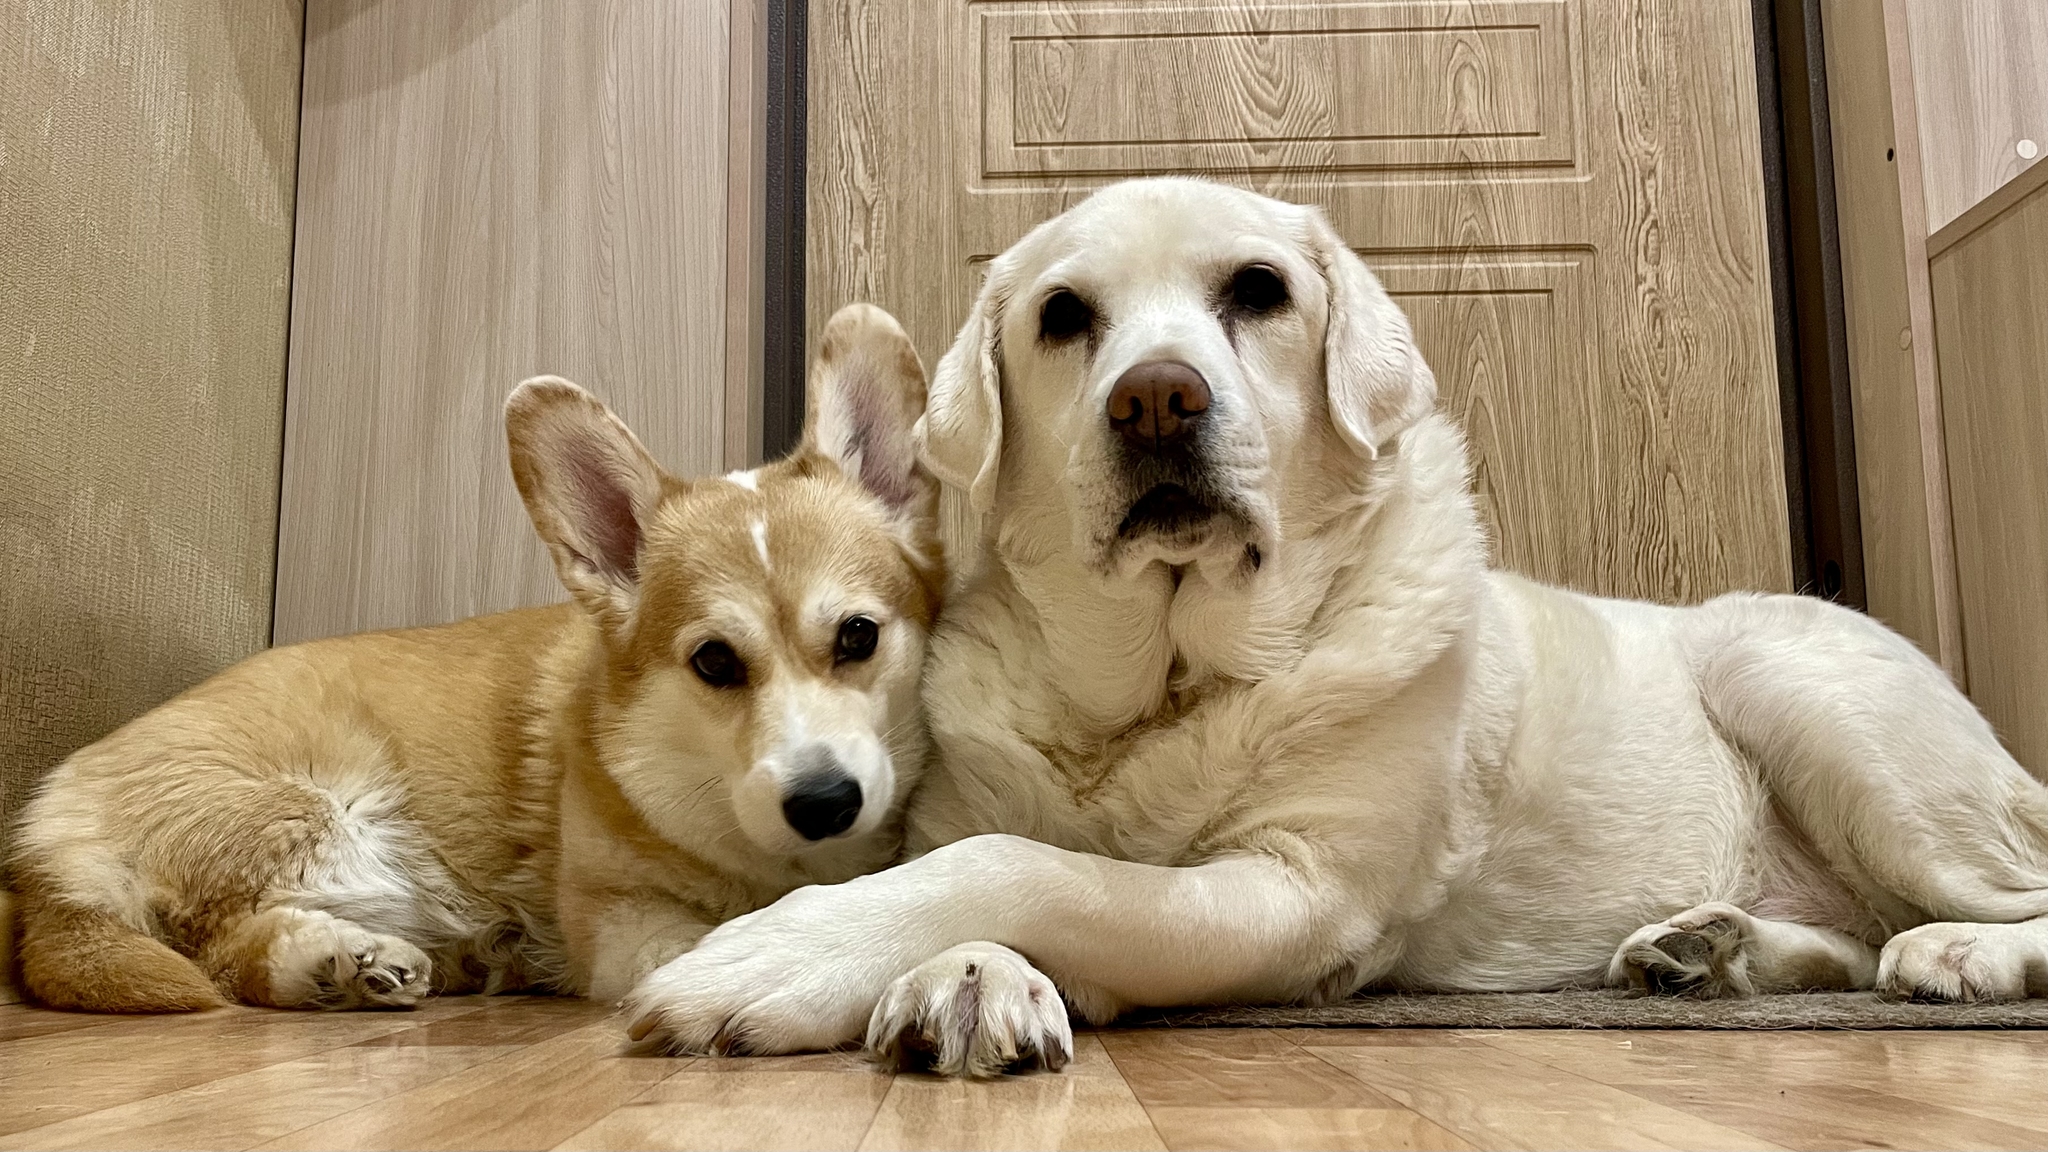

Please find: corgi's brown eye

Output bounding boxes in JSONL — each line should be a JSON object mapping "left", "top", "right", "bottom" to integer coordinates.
{"left": 1039, "top": 290, "right": 1095, "bottom": 342}
{"left": 690, "top": 641, "right": 745, "bottom": 687}
{"left": 835, "top": 616, "right": 879, "bottom": 663}
{"left": 1228, "top": 264, "right": 1288, "bottom": 313}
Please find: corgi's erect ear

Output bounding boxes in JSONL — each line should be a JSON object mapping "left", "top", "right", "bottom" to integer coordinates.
{"left": 801, "top": 304, "right": 935, "bottom": 520}
{"left": 505, "top": 377, "right": 671, "bottom": 631}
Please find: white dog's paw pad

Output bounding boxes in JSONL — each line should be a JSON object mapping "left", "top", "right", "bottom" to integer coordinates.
{"left": 1611, "top": 903, "right": 1755, "bottom": 999}
{"left": 866, "top": 944, "right": 1073, "bottom": 1078}
{"left": 1877, "top": 922, "right": 2047, "bottom": 1002}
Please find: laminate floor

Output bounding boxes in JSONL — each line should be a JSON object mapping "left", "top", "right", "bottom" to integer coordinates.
{"left": 4, "top": 995, "right": 2046, "bottom": 1150}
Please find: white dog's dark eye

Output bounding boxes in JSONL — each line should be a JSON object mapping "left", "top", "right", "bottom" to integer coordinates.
{"left": 836, "top": 616, "right": 879, "bottom": 663}
{"left": 1229, "top": 264, "right": 1289, "bottom": 313}
{"left": 690, "top": 641, "right": 746, "bottom": 687}
{"left": 1039, "top": 290, "right": 1095, "bottom": 341}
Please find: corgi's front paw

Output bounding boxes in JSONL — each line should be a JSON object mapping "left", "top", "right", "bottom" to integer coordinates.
{"left": 866, "top": 942, "right": 1071, "bottom": 1078}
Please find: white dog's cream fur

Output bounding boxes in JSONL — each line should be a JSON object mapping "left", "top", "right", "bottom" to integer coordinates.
{"left": 624, "top": 179, "right": 2048, "bottom": 1076}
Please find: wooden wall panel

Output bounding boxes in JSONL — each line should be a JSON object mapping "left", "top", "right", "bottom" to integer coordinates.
{"left": 0, "top": 0, "right": 301, "bottom": 841}
{"left": 1902, "top": 0, "right": 2048, "bottom": 233}
{"left": 277, "top": 0, "right": 736, "bottom": 644}
{"left": 812, "top": 0, "right": 1791, "bottom": 604}
{"left": 1930, "top": 163, "right": 2048, "bottom": 775}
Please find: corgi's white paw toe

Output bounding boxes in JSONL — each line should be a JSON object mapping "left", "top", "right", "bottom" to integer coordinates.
{"left": 269, "top": 912, "right": 432, "bottom": 1009}
{"left": 323, "top": 926, "right": 431, "bottom": 1008}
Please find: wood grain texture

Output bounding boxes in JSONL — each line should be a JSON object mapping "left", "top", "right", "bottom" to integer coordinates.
{"left": 861, "top": 1036, "right": 1162, "bottom": 1151}
{"left": 12, "top": 999, "right": 2048, "bottom": 1150}
{"left": 259, "top": 1015, "right": 691, "bottom": 1151}
{"left": 0, "top": 0, "right": 301, "bottom": 847}
{"left": 1929, "top": 145, "right": 2048, "bottom": 257}
{"left": 1307, "top": 1042, "right": 1784, "bottom": 1150}
{"left": 277, "top": 0, "right": 735, "bottom": 644}
{"left": 0, "top": 999, "right": 491, "bottom": 1138}
{"left": 1901, "top": 0, "right": 2048, "bottom": 233}
{"left": 983, "top": 2, "right": 1574, "bottom": 177}
{"left": 809, "top": 0, "right": 1791, "bottom": 603}
{"left": 1883, "top": 0, "right": 1969, "bottom": 681}
{"left": 725, "top": 0, "right": 768, "bottom": 470}
{"left": 1930, "top": 171, "right": 2048, "bottom": 778}
{"left": 1816, "top": 0, "right": 1949, "bottom": 667}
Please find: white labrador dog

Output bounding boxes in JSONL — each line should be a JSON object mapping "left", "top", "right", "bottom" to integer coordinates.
{"left": 625, "top": 178, "right": 2048, "bottom": 1076}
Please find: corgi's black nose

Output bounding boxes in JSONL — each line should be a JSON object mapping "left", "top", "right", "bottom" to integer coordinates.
{"left": 782, "top": 774, "right": 863, "bottom": 841}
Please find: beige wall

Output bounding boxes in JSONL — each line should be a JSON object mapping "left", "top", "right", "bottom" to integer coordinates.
{"left": 0, "top": 0, "right": 303, "bottom": 840}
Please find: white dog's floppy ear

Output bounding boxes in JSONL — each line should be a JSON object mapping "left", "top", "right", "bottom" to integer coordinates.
{"left": 1307, "top": 209, "right": 1437, "bottom": 459}
{"left": 800, "top": 303, "right": 935, "bottom": 521}
{"left": 918, "top": 269, "right": 1004, "bottom": 514}
{"left": 504, "top": 377, "right": 671, "bottom": 633}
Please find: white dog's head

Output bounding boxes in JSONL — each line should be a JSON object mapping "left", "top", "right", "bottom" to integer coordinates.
{"left": 920, "top": 178, "right": 1435, "bottom": 581}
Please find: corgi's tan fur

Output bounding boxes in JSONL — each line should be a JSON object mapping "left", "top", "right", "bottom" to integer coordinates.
{"left": 8, "top": 304, "right": 940, "bottom": 1013}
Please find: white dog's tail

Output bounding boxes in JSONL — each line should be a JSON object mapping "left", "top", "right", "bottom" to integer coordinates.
{"left": 1689, "top": 591, "right": 2048, "bottom": 926}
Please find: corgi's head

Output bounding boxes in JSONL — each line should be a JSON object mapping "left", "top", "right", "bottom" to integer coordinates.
{"left": 504, "top": 305, "right": 940, "bottom": 869}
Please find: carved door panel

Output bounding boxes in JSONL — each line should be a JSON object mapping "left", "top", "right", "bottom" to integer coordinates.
{"left": 811, "top": 0, "right": 1791, "bottom": 600}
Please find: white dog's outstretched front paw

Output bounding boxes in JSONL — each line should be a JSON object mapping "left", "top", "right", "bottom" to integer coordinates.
{"left": 619, "top": 888, "right": 907, "bottom": 1058}
{"left": 621, "top": 950, "right": 863, "bottom": 1058}
{"left": 1877, "top": 921, "right": 2048, "bottom": 1001}
{"left": 866, "top": 942, "right": 1072, "bottom": 1078}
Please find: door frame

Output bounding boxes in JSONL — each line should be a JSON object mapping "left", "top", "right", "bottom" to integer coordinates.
{"left": 760, "top": 0, "right": 807, "bottom": 459}
{"left": 1757, "top": 0, "right": 1865, "bottom": 606}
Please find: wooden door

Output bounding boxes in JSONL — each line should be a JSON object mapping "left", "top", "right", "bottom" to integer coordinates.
{"left": 809, "top": 0, "right": 1791, "bottom": 602}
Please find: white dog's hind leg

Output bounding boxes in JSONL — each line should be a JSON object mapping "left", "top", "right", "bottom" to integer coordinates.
{"left": 1610, "top": 902, "right": 1878, "bottom": 996}
{"left": 1689, "top": 594, "right": 2048, "bottom": 929}
{"left": 1878, "top": 918, "right": 2048, "bottom": 1001}
{"left": 866, "top": 942, "right": 1074, "bottom": 1077}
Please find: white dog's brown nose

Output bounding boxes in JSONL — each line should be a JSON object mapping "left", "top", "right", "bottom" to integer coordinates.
{"left": 1108, "top": 361, "right": 1211, "bottom": 452}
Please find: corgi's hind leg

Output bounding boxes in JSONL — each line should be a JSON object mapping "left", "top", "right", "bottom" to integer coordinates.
{"left": 203, "top": 906, "right": 432, "bottom": 1009}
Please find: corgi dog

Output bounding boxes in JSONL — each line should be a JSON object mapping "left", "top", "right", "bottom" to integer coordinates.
{"left": 8, "top": 304, "right": 940, "bottom": 1013}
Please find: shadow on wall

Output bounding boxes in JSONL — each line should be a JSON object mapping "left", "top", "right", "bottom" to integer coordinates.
{"left": 306, "top": 0, "right": 532, "bottom": 104}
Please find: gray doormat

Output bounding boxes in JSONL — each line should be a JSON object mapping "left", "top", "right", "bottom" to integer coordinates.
{"left": 1124, "top": 989, "right": 2048, "bottom": 1030}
